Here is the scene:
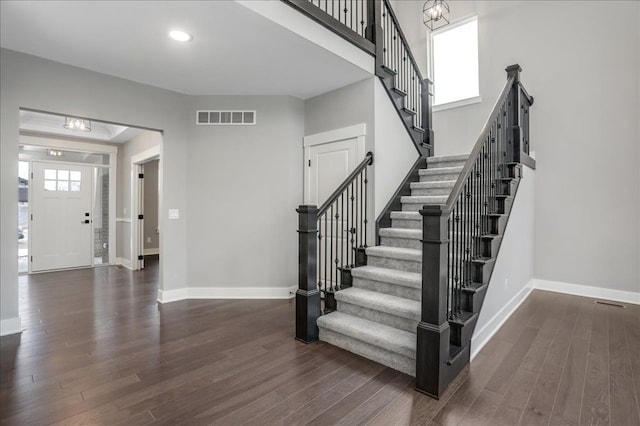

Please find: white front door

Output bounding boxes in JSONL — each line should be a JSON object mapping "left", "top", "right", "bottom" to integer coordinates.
{"left": 31, "top": 162, "right": 93, "bottom": 272}
{"left": 307, "top": 137, "right": 361, "bottom": 206}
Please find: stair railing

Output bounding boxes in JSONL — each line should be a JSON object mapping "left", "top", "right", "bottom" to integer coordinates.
{"left": 283, "top": 0, "right": 433, "bottom": 157}
{"left": 377, "top": 0, "right": 433, "bottom": 155}
{"left": 417, "top": 65, "right": 534, "bottom": 398}
{"left": 296, "top": 152, "right": 373, "bottom": 343}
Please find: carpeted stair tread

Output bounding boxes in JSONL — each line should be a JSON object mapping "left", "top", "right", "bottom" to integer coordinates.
{"left": 317, "top": 312, "right": 416, "bottom": 359}
{"left": 427, "top": 154, "right": 469, "bottom": 163}
{"left": 335, "top": 287, "right": 421, "bottom": 321}
{"left": 410, "top": 180, "right": 456, "bottom": 189}
{"left": 366, "top": 246, "right": 421, "bottom": 262}
{"left": 390, "top": 211, "right": 422, "bottom": 221}
{"left": 378, "top": 228, "right": 422, "bottom": 240}
{"left": 401, "top": 195, "right": 448, "bottom": 204}
{"left": 418, "top": 166, "right": 463, "bottom": 175}
{"left": 351, "top": 265, "right": 421, "bottom": 289}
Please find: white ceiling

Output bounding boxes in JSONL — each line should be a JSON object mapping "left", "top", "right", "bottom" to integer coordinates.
{"left": 20, "top": 110, "right": 145, "bottom": 143}
{"left": 0, "top": 0, "right": 371, "bottom": 99}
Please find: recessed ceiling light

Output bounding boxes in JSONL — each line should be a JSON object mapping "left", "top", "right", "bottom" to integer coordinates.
{"left": 169, "top": 30, "right": 193, "bottom": 42}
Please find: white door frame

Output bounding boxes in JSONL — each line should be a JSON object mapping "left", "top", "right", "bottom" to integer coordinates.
{"left": 303, "top": 123, "right": 366, "bottom": 205}
{"left": 20, "top": 135, "right": 118, "bottom": 271}
{"left": 130, "top": 145, "right": 161, "bottom": 270}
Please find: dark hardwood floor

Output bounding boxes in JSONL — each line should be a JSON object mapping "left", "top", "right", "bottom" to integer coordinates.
{"left": 1, "top": 260, "right": 639, "bottom": 425}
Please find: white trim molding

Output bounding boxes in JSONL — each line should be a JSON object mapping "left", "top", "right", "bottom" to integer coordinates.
{"left": 157, "top": 286, "right": 298, "bottom": 304}
{"left": 0, "top": 317, "right": 22, "bottom": 336}
{"left": 143, "top": 248, "right": 159, "bottom": 256}
{"left": 303, "top": 123, "right": 366, "bottom": 148}
{"left": 303, "top": 123, "right": 367, "bottom": 205}
{"left": 116, "top": 257, "right": 133, "bottom": 270}
{"left": 470, "top": 280, "right": 534, "bottom": 361}
{"left": 534, "top": 279, "right": 640, "bottom": 306}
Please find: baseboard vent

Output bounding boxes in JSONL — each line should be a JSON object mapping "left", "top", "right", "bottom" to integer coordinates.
{"left": 196, "top": 110, "right": 256, "bottom": 125}
{"left": 595, "top": 300, "right": 625, "bottom": 308}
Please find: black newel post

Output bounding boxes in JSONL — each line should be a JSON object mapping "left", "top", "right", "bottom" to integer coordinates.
{"left": 421, "top": 78, "right": 435, "bottom": 157}
{"left": 506, "top": 64, "right": 522, "bottom": 164}
{"left": 416, "top": 205, "right": 451, "bottom": 398}
{"left": 295, "top": 205, "right": 321, "bottom": 343}
{"left": 366, "top": 0, "right": 384, "bottom": 76}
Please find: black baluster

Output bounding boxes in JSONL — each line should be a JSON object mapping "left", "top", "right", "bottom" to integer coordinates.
{"left": 340, "top": 192, "right": 344, "bottom": 286}
{"left": 359, "top": 171, "right": 363, "bottom": 247}
{"left": 350, "top": 181, "right": 355, "bottom": 267}
{"left": 346, "top": 185, "right": 350, "bottom": 267}
{"left": 364, "top": 166, "right": 368, "bottom": 247}
{"left": 447, "top": 215, "right": 452, "bottom": 318}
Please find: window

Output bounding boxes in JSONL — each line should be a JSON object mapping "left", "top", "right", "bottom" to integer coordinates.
{"left": 430, "top": 17, "right": 479, "bottom": 108}
{"left": 44, "top": 169, "right": 81, "bottom": 192}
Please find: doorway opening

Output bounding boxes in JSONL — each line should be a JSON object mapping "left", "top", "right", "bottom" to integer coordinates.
{"left": 18, "top": 161, "right": 29, "bottom": 274}
{"left": 17, "top": 109, "right": 162, "bottom": 274}
{"left": 130, "top": 144, "right": 162, "bottom": 271}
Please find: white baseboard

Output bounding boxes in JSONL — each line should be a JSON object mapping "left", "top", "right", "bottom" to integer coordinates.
{"left": 534, "top": 279, "right": 640, "bottom": 306}
{"left": 157, "top": 285, "right": 298, "bottom": 304}
{"left": 470, "top": 279, "right": 534, "bottom": 361}
{"left": 143, "top": 248, "right": 159, "bottom": 256}
{"left": 115, "top": 257, "right": 133, "bottom": 270}
{"left": 0, "top": 317, "right": 22, "bottom": 336}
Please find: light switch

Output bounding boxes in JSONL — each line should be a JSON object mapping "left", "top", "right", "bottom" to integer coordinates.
{"left": 168, "top": 209, "right": 179, "bottom": 220}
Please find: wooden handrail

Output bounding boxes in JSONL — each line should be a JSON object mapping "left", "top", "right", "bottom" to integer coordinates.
{"left": 381, "top": 0, "right": 426, "bottom": 83}
{"left": 318, "top": 152, "right": 374, "bottom": 216}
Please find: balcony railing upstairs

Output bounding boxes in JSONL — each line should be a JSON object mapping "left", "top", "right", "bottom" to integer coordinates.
{"left": 283, "top": 0, "right": 432, "bottom": 157}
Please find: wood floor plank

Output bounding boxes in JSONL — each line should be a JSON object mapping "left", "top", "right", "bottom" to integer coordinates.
{"left": 2, "top": 262, "right": 639, "bottom": 425}
{"left": 519, "top": 297, "right": 580, "bottom": 426}
{"left": 484, "top": 325, "right": 540, "bottom": 396}
{"left": 608, "top": 305, "right": 640, "bottom": 426}
{"left": 430, "top": 338, "right": 513, "bottom": 425}
{"left": 580, "top": 302, "right": 611, "bottom": 426}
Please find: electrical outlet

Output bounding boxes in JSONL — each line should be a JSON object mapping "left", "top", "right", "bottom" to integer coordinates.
{"left": 147, "top": 237, "right": 151, "bottom": 244}
{"left": 168, "top": 209, "right": 179, "bottom": 220}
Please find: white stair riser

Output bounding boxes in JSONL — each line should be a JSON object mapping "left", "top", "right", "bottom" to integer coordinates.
{"left": 380, "top": 236, "right": 422, "bottom": 250}
{"left": 420, "top": 172, "right": 461, "bottom": 182}
{"left": 318, "top": 328, "right": 416, "bottom": 376}
{"left": 337, "top": 301, "right": 419, "bottom": 334}
{"left": 368, "top": 255, "right": 421, "bottom": 273}
{"left": 352, "top": 277, "right": 421, "bottom": 301}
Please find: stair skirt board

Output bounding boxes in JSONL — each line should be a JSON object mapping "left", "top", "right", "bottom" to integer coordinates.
{"left": 319, "top": 328, "right": 416, "bottom": 376}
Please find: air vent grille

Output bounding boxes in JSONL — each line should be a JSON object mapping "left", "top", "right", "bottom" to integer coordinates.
{"left": 196, "top": 110, "right": 256, "bottom": 126}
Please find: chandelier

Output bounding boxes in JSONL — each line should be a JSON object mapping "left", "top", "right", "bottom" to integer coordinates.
{"left": 423, "top": 0, "right": 450, "bottom": 31}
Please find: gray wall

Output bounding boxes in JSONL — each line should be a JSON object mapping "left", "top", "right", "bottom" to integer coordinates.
{"left": 115, "top": 131, "right": 162, "bottom": 260}
{"left": 186, "top": 95, "right": 304, "bottom": 288}
{"left": 1, "top": 48, "right": 189, "bottom": 323}
{"left": 472, "top": 165, "right": 535, "bottom": 357}
{"left": 143, "top": 159, "right": 159, "bottom": 251}
{"left": 395, "top": 1, "right": 640, "bottom": 294}
{"left": 305, "top": 77, "right": 375, "bottom": 153}
{"left": 304, "top": 77, "right": 419, "bottom": 238}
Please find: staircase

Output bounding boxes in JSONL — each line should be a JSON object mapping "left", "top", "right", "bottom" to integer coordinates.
{"left": 289, "top": 0, "right": 535, "bottom": 398}
{"left": 318, "top": 154, "right": 468, "bottom": 376}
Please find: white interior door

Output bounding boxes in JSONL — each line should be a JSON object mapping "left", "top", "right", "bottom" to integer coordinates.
{"left": 31, "top": 162, "right": 93, "bottom": 272}
{"left": 307, "top": 137, "right": 360, "bottom": 206}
